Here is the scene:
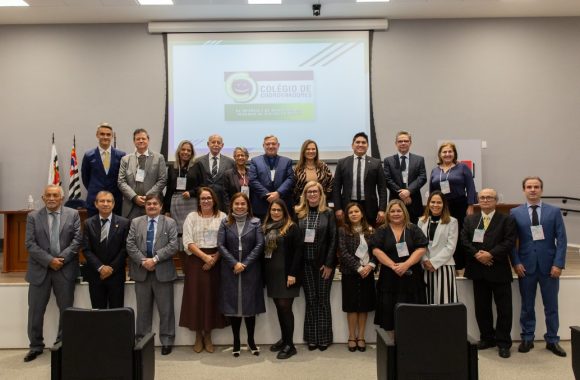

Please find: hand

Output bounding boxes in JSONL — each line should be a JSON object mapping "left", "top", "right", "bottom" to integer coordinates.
{"left": 182, "top": 191, "right": 191, "bottom": 199}
{"left": 359, "top": 265, "right": 373, "bottom": 278}
{"left": 233, "top": 262, "right": 246, "bottom": 274}
{"left": 335, "top": 210, "right": 344, "bottom": 222}
{"left": 49, "top": 257, "right": 64, "bottom": 271}
{"left": 141, "top": 258, "right": 156, "bottom": 271}
{"left": 423, "top": 260, "right": 435, "bottom": 273}
{"left": 514, "top": 264, "right": 526, "bottom": 278}
{"left": 398, "top": 189, "right": 411, "bottom": 200}
{"left": 202, "top": 262, "right": 212, "bottom": 271}
{"left": 550, "top": 266, "right": 562, "bottom": 278}
{"left": 287, "top": 276, "right": 296, "bottom": 287}
{"left": 392, "top": 262, "right": 409, "bottom": 277}
{"left": 466, "top": 205, "right": 474, "bottom": 216}
{"left": 475, "top": 250, "right": 494, "bottom": 266}
{"left": 376, "top": 211, "right": 386, "bottom": 225}
{"left": 320, "top": 265, "right": 333, "bottom": 280}
{"left": 266, "top": 191, "right": 280, "bottom": 203}
{"left": 134, "top": 196, "right": 146, "bottom": 207}
{"left": 99, "top": 265, "right": 114, "bottom": 280}
{"left": 402, "top": 197, "right": 412, "bottom": 205}
{"left": 203, "top": 253, "right": 214, "bottom": 265}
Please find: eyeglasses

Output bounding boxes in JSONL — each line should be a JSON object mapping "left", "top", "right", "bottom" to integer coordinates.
{"left": 271, "top": 209, "right": 283, "bottom": 213}
{"left": 478, "top": 196, "right": 496, "bottom": 201}
{"left": 200, "top": 197, "right": 213, "bottom": 201}
{"left": 306, "top": 190, "right": 319, "bottom": 195}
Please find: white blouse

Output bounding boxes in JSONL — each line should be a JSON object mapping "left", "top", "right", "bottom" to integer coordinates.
{"left": 182, "top": 211, "right": 227, "bottom": 252}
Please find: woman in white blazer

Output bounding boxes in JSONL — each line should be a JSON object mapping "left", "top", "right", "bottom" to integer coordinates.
{"left": 417, "top": 191, "right": 459, "bottom": 304}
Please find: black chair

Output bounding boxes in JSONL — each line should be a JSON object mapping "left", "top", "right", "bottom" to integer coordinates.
{"left": 571, "top": 326, "right": 580, "bottom": 379}
{"left": 51, "top": 307, "right": 155, "bottom": 380}
{"left": 377, "top": 303, "right": 478, "bottom": 380}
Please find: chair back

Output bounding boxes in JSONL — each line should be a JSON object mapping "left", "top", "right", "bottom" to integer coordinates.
{"left": 571, "top": 326, "right": 580, "bottom": 379}
{"left": 61, "top": 307, "right": 135, "bottom": 380}
{"left": 394, "top": 303, "right": 468, "bottom": 380}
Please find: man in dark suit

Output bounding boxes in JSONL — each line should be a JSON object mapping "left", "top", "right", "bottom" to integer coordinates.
{"left": 383, "top": 131, "right": 427, "bottom": 223}
{"left": 248, "top": 135, "right": 295, "bottom": 219}
{"left": 461, "top": 188, "right": 517, "bottom": 358}
{"left": 511, "top": 176, "right": 567, "bottom": 357}
{"left": 23, "top": 185, "right": 82, "bottom": 362}
{"left": 82, "top": 190, "right": 130, "bottom": 309}
{"left": 192, "top": 134, "right": 235, "bottom": 212}
{"left": 118, "top": 128, "right": 167, "bottom": 219}
{"left": 333, "top": 132, "right": 387, "bottom": 226}
{"left": 126, "top": 193, "right": 178, "bottom": 355}
{"left": 81, "top": 122, "right": 126, "bottom": 216}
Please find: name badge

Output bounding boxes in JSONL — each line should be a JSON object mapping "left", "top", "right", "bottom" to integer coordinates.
{"left": 396, "top": 242, "right": 409, "bottom": 258}
{"left": 270, "top": 169, "right": 276, "bottom": 182}
{"left": 402, "top": 170, "right": 409, "bottom": 185}
{"left": 531, "top": 225, "right": 545, "bottom": 241}
{"left": 176, "top": 177, "right": 187, "bottom": 190}
{"left": 241, "top": 185, "right": 250, "bottom": 196}
{"left": 472, "top": 229, "right": 485, "bottom": 243}
{"left": 440, "top": 180, "right": 451, "bottom": 194}
{"left": 136, "top": 169, "right": 145, "bottom": 183}
{"left": 304, "top": 228, "right": 316, "bottom": 243}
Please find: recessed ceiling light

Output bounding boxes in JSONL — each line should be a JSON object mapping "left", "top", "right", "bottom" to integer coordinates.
{"left": 248, "top": 0, "right": 282, "bottom": 4}
{"left": 137, "top": 0, "right": 173, "bottom": 5}
{"left": 0, "top": 0, "right": 29, "bottom": 6}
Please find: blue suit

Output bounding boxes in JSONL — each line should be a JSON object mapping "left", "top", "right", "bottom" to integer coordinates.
{"left": 510, "top": 202, "right": 567, "bottom": 343}
{"left": 81, "top": 147, "right": 126, "bottom": 216}
{"left": 248, "top": 154, "right": 295, "bottom": 218}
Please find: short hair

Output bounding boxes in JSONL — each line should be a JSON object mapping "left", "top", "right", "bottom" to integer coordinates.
{"left": 233, "top": 147, "right": 249, "bottom": 158}
{"left": 207, "top": 134, "right": 223, "bottom": 143}
{"left": 44, "top": 184, "right": 64, "bottom": 197}
{"left": 197, "top": 187, "right": 221, "bottom": 217}
{"left": 420, "top": 190, "right": 451, "bottom": 224}
{"left": 97, "top": 123, "right": 113, "bottom": 132}
{"left": 226, "top": 192, "right": 254, "bottom": 225}
{"left": 95, "top": 190, "right": 114, "bottom": 202}
{"left": 263, "top": 135, "right": 279, "bottom": 143}
{"left": 173, "top": 140, "right": 196, "bottom": 170}
{"left": 384, "top": 199, "right": 411, "bottom": 228}
{"left": 145, "top": 193, "right": 163, "bottom": 204}
{"left": 395, "top": 131, "right": 411, "bottom": 142}
{"left": 352, "top": 132, "right": 368, "bottom": 144}
{"left": 522, "top": 176, "right": 544, "bottom": 190}
{"left": 133, "top": 128, "right": 149, "bottom": 140}
{"left": 437, "top": 141, "right": 458, "bottom": 165}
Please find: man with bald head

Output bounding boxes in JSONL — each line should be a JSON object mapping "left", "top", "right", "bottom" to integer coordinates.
{"left": 461, "top": 188, "right": 516, "bottom": 358}
{"left": 24, "top": 185, "right": 82, "bottom": 362}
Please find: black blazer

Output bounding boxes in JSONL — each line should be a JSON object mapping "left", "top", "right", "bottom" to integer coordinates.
{"left": 383, "top": 153, "right": 427, "bottom": 219}
{"left": 270, "top": 223, "right": 304, "bottom": 286}
{"left": 82, "top": 214, "right": 131, "bottom": 281}
{"left": 223, "top": 167, "right": 249, "bottom": 210}
{"left": 461, "top": 211, "right": 517, "bottom": 282}
{"left": 296, "top": 209, "right": 337, "bottom": 269}
{"left": 163, "top": 164, "right": 199, "bottom": 213}
{"left": 332, "top": 155, "right": 387, "bottom": 222}
{"left": 192, "top": 154, "right": 235, "bottom": 212}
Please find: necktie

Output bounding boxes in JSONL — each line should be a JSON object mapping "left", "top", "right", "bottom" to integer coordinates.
{"left": 211, "top": 156, "right": 218, "bottom": 177}
{"left": 146, "top": 219, "right": 155, "bottom": 258}
{"left": 356, "top": 156, "right": 362, "bottom": 201}
{"left": 531, "top": 205, "right": 539, "bottom": 226}
{"left": 50, "top": 212, "right": 60, "bottom": 255}
{"left": 400, "top": 156, "right": 407, "bottom": 172}
{"left": 102, "top": 151, "right": 110, "bottom": 172}
{"left": 137, "top": 154, "right": 147, "bottom": 170}
{"left": 483, "top": 215, "right": 490, "bottom": 230}
{"left": 100, "top": 218, "right": 109, "bottom": 243}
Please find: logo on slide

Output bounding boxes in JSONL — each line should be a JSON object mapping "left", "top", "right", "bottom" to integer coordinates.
{"left": 225, "top": 73, "right": 258, "bottom": 103}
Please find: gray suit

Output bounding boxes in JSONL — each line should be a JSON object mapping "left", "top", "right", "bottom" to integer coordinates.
{"left": 25, "top": 206, "right": 81, "bottom": 351}
{"left": 118, "top": 151, "right": 167, "bottom": 219}
{"left": 126, "top": 214, "right": 178, "bottom": 345}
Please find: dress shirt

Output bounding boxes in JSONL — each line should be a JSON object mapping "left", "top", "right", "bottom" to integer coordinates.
{"left": 147, "top": 215, "right": 159, "bottom": 261}
{"left": 351, "top": 154, "right": 366, "bottom": 200}
{"left": 481, "top": 210, "right": 496, "bottom": 230}
{"left": 526, "top": 201, "right": 543, "bottom": 224}
{"left": 209, "top": 154, "right": 221, "bottom": 172}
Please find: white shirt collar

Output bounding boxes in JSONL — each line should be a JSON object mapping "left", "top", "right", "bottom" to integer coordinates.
{"left": 135, "top": 150, "right": 150, "bottom": 157}
{"left": 98, "top": 146, "right": 112, "bottom": 155}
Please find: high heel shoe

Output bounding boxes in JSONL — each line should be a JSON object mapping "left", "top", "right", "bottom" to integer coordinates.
{"left": 357, "top": 338, "right": 366, "bottom": 352}
{"left": 232, "top": 343, "right": 241, "bottom": 358}
{"left": 347, "top": 339, "right": 357, "bottom": 352}
{"left": 248, "top": 341, "right": 260, "bottom": 356}
{"left": 203, "top": 334, "right": 214, "bottom": 353}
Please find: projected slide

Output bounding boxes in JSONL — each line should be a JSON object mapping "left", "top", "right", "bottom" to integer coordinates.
{"left": 167, "top": 31, "right": 370, "bottom": 160}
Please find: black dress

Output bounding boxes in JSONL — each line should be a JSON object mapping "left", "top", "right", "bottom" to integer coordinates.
{"left": 264, "top": 224, "right": 303, "bottom": 298}
{"left": 372, "top": 224, "right": 429, "bottom": 330}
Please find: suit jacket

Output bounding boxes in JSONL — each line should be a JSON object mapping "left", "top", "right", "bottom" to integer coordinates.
{"left": 117, "top": 151, "right": 167, "bottom": 218}
{"left": 296, "top": 209, "right": 338, "bottom": 269}
{"left": 332, "top": 155, "right": 387, "bottom": 222}
{"left": 81, "top": 147, "right": 126, "bottom": 216}
{"left": 510, "top": 203, "right": 567, "bottom": 275}
{"left": 223, "top": 167, "right": 247, "bottom": 209}
{"left": 462, "top": 211, "right": 517, "bottom": 282}
{"left": 25, "top": 207, "right": 82, "bottom": 286}
{"left": 82, "top": 213, "right": 130, "bottom": 281}
{"left": 192, "top": 153, "right": 235, "bottom": 212}
{"left": 248, "top": 154, "right": 295, "bottom": 217}
{"left": 417, "top": 216, "right": 458, "bottom": 269}
{"left": 383, "top": 153, "right": 427, "bottom": 218}
{"left": 126, "top": 215, "right": 178, "bottom": 282}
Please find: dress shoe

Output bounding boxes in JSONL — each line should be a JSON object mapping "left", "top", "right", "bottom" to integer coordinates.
{"left": 546, "top": 343, "right": 567, "bottom": 357}
{"left": 247, "top": 341, "right": 260, "bottom": 356}
{"left": 357, "top": 339, "right": 366, "bottom": 352}
{"left": 498, "top": 347, "right": 511, "bottom": 358}
{"left": 518, "top": 340, "right": 534, "bottom": 353}
{"left": 203, "top": 335, "right": 214, "bottom": 353}
{"left": 277, "top": 345, "right": 297, "bottom": 360}
{"left": 318, "top": 345, "right": 328, "bottom": 351}
{"left": 23, "top": 350, "right": 42, "bottom": 362}
{"left": 270, "top": 339, "right": 285, "bottom": 352}
{"left": 193, "top": 335, "right": 203, "bottom": 353}
{"left": 477, "top": 341, "right": 496, "bottom": 350}
{"left": 307, "top": 344, "right": 318, "bottom": 351}
{"left": 347, "top": 339, "right": 357, "bottom": 352}
{"left": 161, "top": 345, "right": 173, "bottom": 355}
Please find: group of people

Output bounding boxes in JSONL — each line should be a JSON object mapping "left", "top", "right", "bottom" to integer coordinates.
{"left": 22, "top": 124, "right": 568, "bottom": 364}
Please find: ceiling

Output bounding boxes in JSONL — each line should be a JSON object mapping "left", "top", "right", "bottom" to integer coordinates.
{"left": 1, "top": 0, "right": 579, "bottom": 25}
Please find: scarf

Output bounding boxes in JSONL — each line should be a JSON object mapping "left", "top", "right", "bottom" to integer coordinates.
{"left": 264, "top": 220, "right": 284, "bottom": 256}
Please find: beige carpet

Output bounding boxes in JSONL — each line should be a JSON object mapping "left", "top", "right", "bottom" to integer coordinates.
{"left": 0, "top": 341, "right": 574, "bottom": 380}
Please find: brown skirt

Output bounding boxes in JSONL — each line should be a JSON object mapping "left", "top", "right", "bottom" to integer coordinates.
{"left": 179, "top": 247, "right": 228, "bottom": 331}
